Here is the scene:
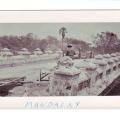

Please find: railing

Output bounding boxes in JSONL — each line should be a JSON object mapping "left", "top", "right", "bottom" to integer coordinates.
{"left": 50, "top": 53, "right": 120, "bottom": 96}
{"left": 75, "top": 53, "right": 120, "bottom": 95}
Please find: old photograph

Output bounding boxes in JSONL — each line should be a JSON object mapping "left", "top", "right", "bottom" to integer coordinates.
{"left": 0, "top": 23, "right": 120, "bottom": 96}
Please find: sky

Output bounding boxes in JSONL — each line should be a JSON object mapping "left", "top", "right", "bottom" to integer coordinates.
{"left": 0, "top": 23, "right": 120, "bottom": 43}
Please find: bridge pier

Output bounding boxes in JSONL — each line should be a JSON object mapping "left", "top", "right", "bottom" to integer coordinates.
{"left": 49, "top": 56, "right": 80, "bottom": 96}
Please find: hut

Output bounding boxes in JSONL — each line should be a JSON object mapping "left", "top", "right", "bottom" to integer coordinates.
{"left": 45, "top": 49, "right": 53, "bottom": 54}
{"left": 0, "top": 48, "right": 13, "bottom": 57}
{"left": 33, "top": 48, "right": 43, "bottom": 55}
{"left": 18, "top": 48, "right": 31, "bottom": 56}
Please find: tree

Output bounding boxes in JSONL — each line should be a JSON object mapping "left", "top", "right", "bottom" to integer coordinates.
{"left": 59, "top": 27, "right": 67, "bottom": 56}
{"left": 47, "top": 36, "right": 59, "bottom": 51}
{"left": 65, "top": 37, "right": 89, "bottom": 52}
{"left": 94, "top": 32, "right": 120, "bottom": 54}
{"left": 39, "top": 39, "right": 48, "bottom": 52}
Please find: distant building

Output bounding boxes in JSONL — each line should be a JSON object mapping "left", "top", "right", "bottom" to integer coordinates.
{"left": 18, "top": 48, "right": 31, "bottom": 56}
{"left": 45, "top": 49, "right": 53, "bottom": 54}
{"left": 33, "top": 48, "right": 43, "bottom": 55}
{"left": 0, "top": 48, "right": 13, "bottom": 57}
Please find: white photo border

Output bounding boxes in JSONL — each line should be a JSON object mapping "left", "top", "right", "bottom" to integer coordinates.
{"left": 0, "top": 10, "right": 120, "bottom": 109}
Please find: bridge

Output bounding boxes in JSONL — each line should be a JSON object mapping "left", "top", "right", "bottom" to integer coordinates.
{"left": 49, "top": 52, "right": 120, "bottom": 96}
{"left": 0, "top": 52, "right": 120, "bottom": 96}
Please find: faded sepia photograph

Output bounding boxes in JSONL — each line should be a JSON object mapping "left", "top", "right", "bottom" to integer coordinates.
{"left": 0, "top": 23, "right": 120, "bottom": 96}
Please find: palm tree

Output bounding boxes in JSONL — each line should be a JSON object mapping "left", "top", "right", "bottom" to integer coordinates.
{"left": 59, "top": 27, "right": 67, "bottom": 56}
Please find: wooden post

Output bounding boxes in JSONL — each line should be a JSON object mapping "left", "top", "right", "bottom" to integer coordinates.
{"left": 78, "top": 48, "right": 81, "bottom": 59}
{"left": 62, "top": 38, "right": 64, "bottom": 57}
{"left": 40, "top": 69, "right": 41, "bottom": 82}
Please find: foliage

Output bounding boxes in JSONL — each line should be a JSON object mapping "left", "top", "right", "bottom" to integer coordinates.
{"left": 65, "top": 37, "right": 90, "bottom": 52}
{"left": 94, "top": 31, "right": 120, "bottom": 54}
{"left": 59, "top": 27, "right": 67, "bottom": 39}
{"left": 0, "top": 32, "right": 89, "bottom": 53}
{"left": 0, "top": 33, "right": 59, "bottom": 52}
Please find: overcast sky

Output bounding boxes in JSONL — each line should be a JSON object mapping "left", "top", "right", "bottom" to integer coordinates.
{"left": 0, "top": 23, "right": 120, "bottom": 43}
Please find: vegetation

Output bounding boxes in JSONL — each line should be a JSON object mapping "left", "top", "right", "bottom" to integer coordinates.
{"left": 0, "top": 33, "right": 59, "bottom": 53}
{"left": 94, "top": 31, "right": 120, "bottom": 54}
{"left": 59, "top": 27, "right": 67, "bottom": 56}
{"left": 0, "top": 30, "right": 120, "bottom": 55}
{"left": 65, "top": 37, "right": 90, "bottom": 52}
{"left": 0, "top": 32, "right": 90, "bottom": 54}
